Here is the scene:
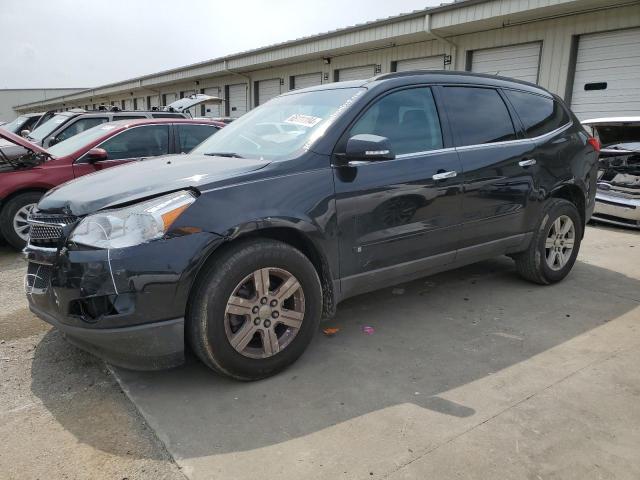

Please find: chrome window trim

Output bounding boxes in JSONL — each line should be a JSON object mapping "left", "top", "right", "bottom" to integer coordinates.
{"left": 455, "top": 122, "right": 573, "bottom": 152}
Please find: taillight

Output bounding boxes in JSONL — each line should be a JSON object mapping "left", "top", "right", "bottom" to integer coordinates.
{"left": 587, "top": 136, "right": 600, "bottom": 153}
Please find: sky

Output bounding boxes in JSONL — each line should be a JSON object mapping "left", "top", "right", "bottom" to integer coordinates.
{"left": 0, "top": 0, "right": 442, "bottom": 89}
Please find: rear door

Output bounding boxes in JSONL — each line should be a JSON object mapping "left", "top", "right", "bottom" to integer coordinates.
{"left": 73, "top": 124, "right": 170, "bottom": 176}
{"left": 440, "top": 85, "right": 536, "bottom": 253}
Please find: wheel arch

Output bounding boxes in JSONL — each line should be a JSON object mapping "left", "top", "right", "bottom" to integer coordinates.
{"left": 187, "top": 221, "right": 337, "bottom": 320}
{"left": 549, "top": 183, "right": 586, "bottom": 235}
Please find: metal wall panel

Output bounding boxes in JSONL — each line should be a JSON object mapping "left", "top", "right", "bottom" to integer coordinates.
{"left": 336, "top": 65, "right": 376, "bottom": 81}
{"left": 257, "top": 78, "right": 282, "bottom": 105}
{"left": 292, "top": 72, "right": 322, "bottom": 89}
{"left": 228, "top": 83, "right": 248, "bottom": 117}
{"left": 570, "top": 27, "right": 640, "bottom": 119}
{"left": 470, "top": 42, "right": 541, "bottom": 83}
{"left": 395, "top": 55, "right": 445, "bottom": 71}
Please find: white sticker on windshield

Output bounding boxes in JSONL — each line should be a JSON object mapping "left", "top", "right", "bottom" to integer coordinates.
{"left": 284, "top": 114, "right": 322, "bottom": 128}
{"left": 101, "top": 125, "right": 117, "bottom": 130}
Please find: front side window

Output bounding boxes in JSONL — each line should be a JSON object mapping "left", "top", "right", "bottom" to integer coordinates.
{"left": 28, "top": 113, "right": 74, "bottom": 142}
{"left": 504, "top": 90, "right": 570, "bottom": 137}
{"left": 191, "top": 87, "right": 365, "bottom": 161}
{"left": 98, "top": 125, "right": 169, "bottom": 160}
{"left": 442, "top": 87, "right": 516, "bottom": 147}
{"left": 56, "top": 117, "right": 108, "bottom": 142}
{"left": 349, "top": 87, "right": 443, "bottom": 155}
{"left": 176, "top": 124, "right": 219, "bottom": 152}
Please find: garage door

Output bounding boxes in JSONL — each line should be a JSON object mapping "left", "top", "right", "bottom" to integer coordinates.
{"left": 228, "top": 83, "right": 248, "bottom": 118}
{"left": 292, "top": 72, "right": 322, "bottom": 90}
{"left": 336, "top": 65, "right": 375, "bottom": 82}
{"left": 148, "top": 96, "right": 159, "bottom": 110}
{"left": 203, "top": 87, "right": 222, "bottom": 117}
{"left": 396, "top": 56, "right": 444, "bottom": 72}
{"left": 257, "top": 79, "right": 282, "bottom": 105}
{"left": 570, "top": 28, "right": 640, "bottom": 120}
{"left": 471, "top": 43, "right": 541, "bottom": 83}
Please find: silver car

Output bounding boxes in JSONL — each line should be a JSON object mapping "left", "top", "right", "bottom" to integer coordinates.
{"left": 583, "top": 117, "right": 640, "bottom": 229}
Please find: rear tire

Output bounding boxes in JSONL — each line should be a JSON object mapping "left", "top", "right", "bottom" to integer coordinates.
{"left": 0, "top": 192, "right": 42, "bottom": 250}
{"left": 514, "top": 198, "right": 582, "bottom": 285}
{"left": 187, "top": 239, "right": 322, "bottom": 380}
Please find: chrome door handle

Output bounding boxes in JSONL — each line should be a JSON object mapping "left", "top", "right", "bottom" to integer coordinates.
{"left": 432, "top": 171, "right": 457, "bottom": 180}
{"left": 519, "top": 159, "right": 537, "bottom": 167}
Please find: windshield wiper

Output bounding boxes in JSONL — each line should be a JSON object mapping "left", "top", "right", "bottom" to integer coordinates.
{"left": 203, "top": 152, "right": 244, "bottom": 158}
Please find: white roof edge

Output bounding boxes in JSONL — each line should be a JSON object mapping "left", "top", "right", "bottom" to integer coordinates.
{"left": 582, "top": 117, "right": 640, "bottom": 124}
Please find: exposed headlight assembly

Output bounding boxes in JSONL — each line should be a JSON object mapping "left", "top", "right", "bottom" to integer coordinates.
{"left": 70, "top": 190, "right": 196, "bottom": 249}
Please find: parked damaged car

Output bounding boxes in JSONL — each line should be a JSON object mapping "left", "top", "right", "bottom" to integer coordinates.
{"left": 583, "top": 117, "right": 640, "bottom": 229}
{"left": 0, "top": 118, "right": 223, "bottom": 249}
{"left": 23, "top": 72, "right": 599, "bottom": 380}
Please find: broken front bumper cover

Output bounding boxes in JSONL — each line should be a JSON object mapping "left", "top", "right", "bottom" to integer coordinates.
{"left": 592, "top": 190, "right": 640, "bottom": 229}
{"left": 24, "top": 231, "right": 223, "bottom": 370}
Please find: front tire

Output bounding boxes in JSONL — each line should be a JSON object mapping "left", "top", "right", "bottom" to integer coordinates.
{"left": 0, "top": 192, "right": 42, "bottom": 250}
{"left": 187, "top": 239, "right": 322, "bottom": 380}
{"left": 514, "top": 198, "right": 582, "bottom": 285}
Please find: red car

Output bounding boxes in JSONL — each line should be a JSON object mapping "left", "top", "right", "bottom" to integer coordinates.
{"left": 0, "top": 118, "right": 223, "bottom": 249}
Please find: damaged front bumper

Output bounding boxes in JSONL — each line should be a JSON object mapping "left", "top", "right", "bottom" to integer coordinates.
{"left": 592, "top": 190, "right": 640, "bottom": 229}
{"left": 24, "top": 232, "right": 223, "bottom": 370}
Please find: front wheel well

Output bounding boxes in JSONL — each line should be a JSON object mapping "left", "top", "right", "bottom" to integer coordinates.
{"left": 193, "top": 227, "right": 336, "bottom": 319}
{"left": 550, "top": 185, "right": 585, "bottom": 234}
{"left": 0, "top": 188, "right": 48, "bottom": 209}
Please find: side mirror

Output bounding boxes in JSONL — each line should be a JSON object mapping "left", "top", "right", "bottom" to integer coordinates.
{"left": 48, "top": 136, "right": 60, "bottom": 146}
{"left": 86, "top": 148, "right": 108, "bottom": 162}
{"left": 343, "top": 134, "right": 395, "bottom": 163}
{"left": 21, "top": 129, "right": 30, "bottom": 138}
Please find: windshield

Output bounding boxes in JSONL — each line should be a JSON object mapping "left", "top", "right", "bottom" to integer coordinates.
{"left": 191, "top": 87, "right": 364, "bottom": 161}
{"left": 47, "top": 122, "right": 120, "bottom": 157}
{"left": 1, "top": 116, "right": 30, "bottom": 133}
{"left": 28, "top": 113, "right": 72, "bottom": 142}
{"left": 593, "top": 124, "right": 640, "bottom": 147}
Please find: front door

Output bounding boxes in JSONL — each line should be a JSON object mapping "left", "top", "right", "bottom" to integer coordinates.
{"left": 73, "top": 124, "right": 171, "bottom": 177}
{"left": 439, "top": 86, "right": 536, "bottom": 252}
{"left": 332, "top": 86, "right": 463, "bottom": 298}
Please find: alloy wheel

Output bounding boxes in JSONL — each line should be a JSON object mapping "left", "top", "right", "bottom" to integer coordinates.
{"left": 544, "top": 215, "right": 575, "bottom": 271}
{"left": 13, "top": 203, "right": 36, "bottom": 242}
{"left": 224, "top": 267, "right": 305, "bottom": 359}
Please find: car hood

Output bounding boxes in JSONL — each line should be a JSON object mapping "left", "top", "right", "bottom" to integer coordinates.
{"left": 38, "top": 154, "right": 271, "bottom": 216}
{"left": 0, "top": 128, "right": 50, "bottom": 155}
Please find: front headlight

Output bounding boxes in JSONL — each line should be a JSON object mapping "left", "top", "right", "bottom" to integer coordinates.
{"left": 69, "top": 190, "right": 196, "bottom": 249}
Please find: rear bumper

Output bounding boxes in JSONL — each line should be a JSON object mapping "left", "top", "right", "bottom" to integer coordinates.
{"left": 31, "top": 304, "right": 185, "bottom": 370}
{"left": 592, "top": 190, "right": 640, "bottom": 228}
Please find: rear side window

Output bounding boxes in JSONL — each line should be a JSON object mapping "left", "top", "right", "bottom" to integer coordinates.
{"left": 56, "top": 117, "right": 108, "bottom": 142}
{"left": 349, "top": 87, "right": 443, "bottom": 155}
{"left": 152, "top": 113, "right": 183, "bottom": 118}
{"left": 98, "top": 125, "right": 169, "bottom": 160}
{"left": 176, "top": 124, "right": 219, "bottom": 152}
{"left": 504, "top": 90, "right": 570, "bottom": 137}
{"left": 442, "top": 87, "right": 516, "bottom": 146}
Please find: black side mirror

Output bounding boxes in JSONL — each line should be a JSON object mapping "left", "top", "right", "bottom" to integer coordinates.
{"left": 342, "top": 134, "right": 395, "bottom": 164}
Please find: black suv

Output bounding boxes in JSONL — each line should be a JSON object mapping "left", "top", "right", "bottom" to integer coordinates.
{"left": 25, "top": 72, "right": 599, "bottom": 380}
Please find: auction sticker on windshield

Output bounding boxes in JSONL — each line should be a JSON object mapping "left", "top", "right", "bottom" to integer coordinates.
{"left": 284, "top": 114, "right": 322, "bottom": 128}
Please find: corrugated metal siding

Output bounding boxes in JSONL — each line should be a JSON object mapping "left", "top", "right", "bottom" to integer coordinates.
{"left": 470, "top": 42, "right": 541, "bottom": 82}
{"left": 14, "top": 2, "right": 640, "bottom": 115}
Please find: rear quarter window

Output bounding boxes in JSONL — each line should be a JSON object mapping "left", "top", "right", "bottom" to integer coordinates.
{"left": 504, "top": 90, "right": 570, "bottom": 137}
{"left": 442, "top": 87, "right": 516, "bottom": 147}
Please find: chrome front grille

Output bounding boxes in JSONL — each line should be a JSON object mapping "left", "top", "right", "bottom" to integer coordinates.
{"left": 27, "top": 213, "right": 77, "bottom": 247}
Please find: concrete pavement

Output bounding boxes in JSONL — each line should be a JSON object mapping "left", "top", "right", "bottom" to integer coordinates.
{"left": 112, "top": 225, "right": 640, "bottom": 480}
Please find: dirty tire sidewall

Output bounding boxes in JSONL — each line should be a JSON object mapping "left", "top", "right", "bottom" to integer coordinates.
{"left": 0, "top": 192, "right": 42, "bottom": 250}
{"left": 189, "top": 239, "right": 322, "bottom": 380}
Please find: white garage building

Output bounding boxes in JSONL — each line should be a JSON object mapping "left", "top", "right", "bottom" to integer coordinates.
{"left": 14, "top": 0, "right": 640, "bottom": 120}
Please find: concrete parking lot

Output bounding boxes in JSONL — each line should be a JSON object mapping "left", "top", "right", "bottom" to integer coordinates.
{"left": 1, "top": 224, "right": 639, "bottom": 480}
